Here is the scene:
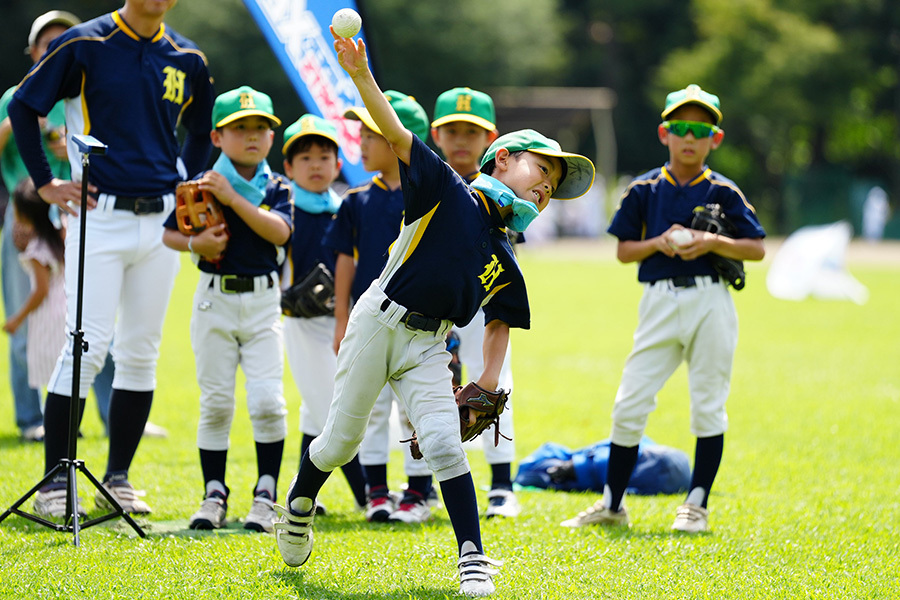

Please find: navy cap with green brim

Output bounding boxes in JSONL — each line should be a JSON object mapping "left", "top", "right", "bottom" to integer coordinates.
{"left": 344, "top": 90, "right": 430, "bottom": 142}
{"left": 480, "top": 129, "right": 596, "bottom": 200}
{"left": 282, "top": 114, "right": 339, "bottom": 155}
{"left": 661, "top": 84, "right": 723, "bottom": 124}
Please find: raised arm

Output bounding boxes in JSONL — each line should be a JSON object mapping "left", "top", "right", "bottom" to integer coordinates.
{"left": 330, "top": 27, "right": 412, "bottom": 165}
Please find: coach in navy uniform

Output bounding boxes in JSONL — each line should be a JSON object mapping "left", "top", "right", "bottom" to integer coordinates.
{"left": 7, "top": 0, "right": 215, "bottom": 518}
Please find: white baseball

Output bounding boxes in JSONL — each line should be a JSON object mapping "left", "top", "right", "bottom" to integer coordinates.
{"left": 332, "top": 8, "right": 362, "bottom": 38}
{"left": 669, "top": 229, "right": 693, "bottom": 247}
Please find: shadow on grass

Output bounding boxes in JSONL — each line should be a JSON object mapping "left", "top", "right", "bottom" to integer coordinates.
{"left": 272, "top": 569, "right": 452, "bottom": 600}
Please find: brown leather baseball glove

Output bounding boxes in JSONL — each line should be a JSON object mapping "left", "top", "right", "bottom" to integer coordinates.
{"left": 175, "top": 180, "right": 227, "bottom": 236}
{"left": 404, "top": 382, "right": 510, "bottom": 460}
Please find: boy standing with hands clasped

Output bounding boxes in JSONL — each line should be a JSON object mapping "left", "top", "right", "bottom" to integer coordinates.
{"left": 430, "top": 87, "right": 520, "bottom": 519}
{"left": 562, "top": 84, "right": 765, "bottom": 533}
{"left": 274, "top": 28, "right": 595, "bottom": 597}
{"left": 163, "top": 86, "right": 293, "bottom": 532}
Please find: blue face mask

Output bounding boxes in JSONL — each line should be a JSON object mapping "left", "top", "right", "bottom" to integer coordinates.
{"left": 470, "top": 174, "right": 541, "bottom": 232}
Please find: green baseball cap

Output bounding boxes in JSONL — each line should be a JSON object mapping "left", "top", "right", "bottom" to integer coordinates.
{"left": 344, "top": 90, "right": 429, "bottom": 141}
{"left": 212, "top": 85, "right": 281, "bottom": 129}
{"left": 282, "top": 114, "right": 339, "bottom": 155}
{"left": 480, "top": 129, "right": 595, "bottom": 200}
{"left": 431, "top": 87, "right": 496, "bottom": 131}
{"left": 661, "top": 84, "right": 723, "bottom": 124}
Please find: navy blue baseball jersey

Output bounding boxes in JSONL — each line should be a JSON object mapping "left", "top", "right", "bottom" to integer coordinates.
{"left": 164, "top": 170, "right": 293, "bottom": 276}
{"left": 380, "top": 136, "right": 530, "bottom": 329}
{"left": 13, "top": 11, "right": 214, "bottom": 196}
{"left": 322, "top": 176, "right": 404, "bottom": 302}
{"left": 287, "top": 195, "right": 339, "bottom": 285}
{"left": 608, "top": 165, "right": 766, "bottom": 282}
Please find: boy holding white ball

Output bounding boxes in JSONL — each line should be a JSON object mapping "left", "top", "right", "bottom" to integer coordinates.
{"left": 562, "top": 84, "right": 765, "bottom": 533}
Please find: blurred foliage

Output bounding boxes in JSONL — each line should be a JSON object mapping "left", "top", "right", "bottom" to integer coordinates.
{"left": 2, "top": 0, "right": 898, "bottom": 233}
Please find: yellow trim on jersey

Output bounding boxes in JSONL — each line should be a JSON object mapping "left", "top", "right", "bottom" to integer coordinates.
{"left": 472, "top": 189, "right": 508, "bottom": 234}
{"left": 162, "top": 33, "right": 209, "bottom": 64}
{"left": 372, "top": 175, "right": 388, "bottom": 191}
{"left": 80, "top": 73, "right": 90, "bottom": 134}
{"left": 689, "top": 168, "right": 712, "bottom": 186}
{"left": 112, "top": 11, "right": 141, "bottom": 41}
{"left": 481, "top": 282, "right": 510, "bottom": 307}
{"left": 19, "top": 28, "right": 122, "bottom": 86}
{"left": 177, "top": 94, "right": 193, "bottom": 127}
{"left": 152, "top": 24, "right": 166, "bottom": 43}
{"left": 402, "top": 202, "right": 440, "bottom": 263}
{"left": 710, "top": 178, "right": 756, "bottom": 212}
{"left": 661, "top": 165, "right": 677, "bottom": 186}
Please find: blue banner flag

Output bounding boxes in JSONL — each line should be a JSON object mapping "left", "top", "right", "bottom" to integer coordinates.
{"left": 242, "top": 0, "right": 369, "bottom": 185}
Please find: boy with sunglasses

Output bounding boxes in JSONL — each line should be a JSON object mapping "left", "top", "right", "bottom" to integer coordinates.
{"left": 562, "top": 84, "right": 765, "bottom": 533}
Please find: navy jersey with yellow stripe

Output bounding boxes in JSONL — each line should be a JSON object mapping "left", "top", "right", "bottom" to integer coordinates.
{"left": 322, "top": 176, "right": 404, "bottom": 302}
{"left": 163, "top": 172, "right": 293, "bottom": 276}
{"left": 380, "top": 136, "right": 529, "bottom": 330}
{"left": 13, "top": 11, "right": 214, "bottom": 196}
{"left": 287, "top": 206, "right": 338, "bottom": 286}
{"left": 608, "top": 165, "right": 766, "bottom": 282}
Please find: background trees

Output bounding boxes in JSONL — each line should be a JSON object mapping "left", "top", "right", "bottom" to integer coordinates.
{"left": 2, "top": 0, "right": 897, "bottom": 235}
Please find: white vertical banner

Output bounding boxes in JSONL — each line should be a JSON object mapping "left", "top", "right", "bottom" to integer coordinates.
{"left": 242, "top": 0, "right": 368, "bottom": 184}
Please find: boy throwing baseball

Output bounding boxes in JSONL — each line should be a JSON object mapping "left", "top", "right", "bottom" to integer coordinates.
{"left": 274, "top": 28, "right": 595, "bottom": 597}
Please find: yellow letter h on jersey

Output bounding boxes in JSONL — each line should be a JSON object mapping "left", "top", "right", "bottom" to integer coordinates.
{"left": 162, "top": 66, "right": 185, "bottom": 104}
{"left": 478, "top": 254, "right": 504, "bottom": 291}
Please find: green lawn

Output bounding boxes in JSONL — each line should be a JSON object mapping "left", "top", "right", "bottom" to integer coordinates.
{"left": 1, "top": 241, "right": 898, "bottom": 599}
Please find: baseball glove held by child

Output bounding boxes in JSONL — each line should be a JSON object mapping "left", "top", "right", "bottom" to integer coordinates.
{"left": 691, "top": 203, "right": 746, "bottom": 290}
{"left": 402, "top": 382, "right": 511, "bottom": 460}
{"left": 175, "top": 181, "right": 227, "bottom": 236}
{"left": 281, "top": 263, "right": 336, "bottom": 318}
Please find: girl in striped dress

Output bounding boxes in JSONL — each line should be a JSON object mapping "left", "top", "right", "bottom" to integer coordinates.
{"left": 2, "top": 178, "right": 66, "bottom": 390}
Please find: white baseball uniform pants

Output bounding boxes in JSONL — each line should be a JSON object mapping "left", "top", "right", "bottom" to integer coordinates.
{"left": 611, "top": 277, "right": 738, "bottom": 447}
{"left": 284, "top": 314, "right": 337, "bottom": 437}
{"left": 191, "top": 272, "right": 287, "bottom": 450}
{"left": 455, "top": 308, "right": 516, "bottom": 464}
{"left": 47, "top": 196, "right": 178, "bottom": 398}
{"left": 309, "top": 282, "right": 466, "bottom": 482}
{"left": 358, "top": 383, "right": 432, "bottom": 476}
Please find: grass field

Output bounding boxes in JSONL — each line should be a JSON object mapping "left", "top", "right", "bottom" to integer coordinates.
{"left": 1, "top": 239, "right": 898, "bottom": 599}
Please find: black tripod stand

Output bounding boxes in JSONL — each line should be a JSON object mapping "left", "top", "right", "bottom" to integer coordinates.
{"left": 0, "top": 134, "right": 146, "bottom": 545}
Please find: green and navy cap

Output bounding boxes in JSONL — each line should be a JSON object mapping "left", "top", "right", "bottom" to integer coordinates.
{"left": 213, "top": 86, "right": 281, "bottom": 129}
{"left": 481, "top": 129, "right": 596, "bottom": 200}
{"left": 282, "top": 114, "right": 339, "bottom": 155}
{"left": 344, "top": 90, "right": 429, "bottom": 141}
{"left": 431, "top": 87, "right": 496, "bottom": 131}
{"left": 661, "top": 84, "right": 723, "bottom": 124}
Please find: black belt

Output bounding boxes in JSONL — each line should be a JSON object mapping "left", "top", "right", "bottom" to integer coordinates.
{"left": 656, "top": 274, "right": 719, "bottom": 288}
{"left": 380, "top": 298, "right": 442, "bottom": 332}
{"left": 210, "top": 273, "right": 275, "bottom": 294}
{"left": 113, "top": 196, "right": 165, "bottom": 215}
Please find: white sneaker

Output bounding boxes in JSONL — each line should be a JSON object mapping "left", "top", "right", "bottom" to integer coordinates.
{"left": 388, "top": 493, "right": 432, "bottom": 523}
{"left": 21, "top": 425, "right": 45, "bottom": 443}
{"left": 672, "top": 503, "right": 709, "bottom": 533}
{"left": 189, "top": 491, "right": 227, "bottom": 530}
{"left": 274, "top": 494, "right": 315, "bottom": 567}
{"left": 34, "top": 488, "right": 87, "bottom": 519}
{"left": 458, "top": 540, "right": 502, "bottom": 597}
{"left": 96, "top": 479, "right": 152, "bottom": 514}
{"left": 560, "top": 499, "right": 629, "bottom": 528}
{"left": 485, "top": 489, "right": 521, "bottom": 519}
{"left": 245, "top": 492, "right": 277, "bottom": 533}
{"left": 142, "top": 421, "right": 168, "bottom": 438}
{"left": 365, "top": 492, "right": 396, "bottom": 522}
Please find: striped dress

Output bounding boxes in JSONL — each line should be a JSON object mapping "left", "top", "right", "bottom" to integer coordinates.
{"left": 19, "top": 237, "right": 66, "bottom": 389}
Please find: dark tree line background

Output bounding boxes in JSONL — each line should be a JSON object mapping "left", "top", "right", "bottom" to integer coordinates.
{"left": 3, "top": 0, "right": 899, "bottom": 236}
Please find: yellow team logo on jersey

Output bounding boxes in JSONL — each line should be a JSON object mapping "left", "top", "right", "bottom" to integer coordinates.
{"left": 456, "top": 94, "right": 473, "bottom": 113}
{"left": 240, "top": 93, "right": 256, "bottom": 109}
{"left": 161, "top": 66, "right": 185, "bottom": 105}
{"left": 478, "top": 254, "right": 505, "bottom": 291}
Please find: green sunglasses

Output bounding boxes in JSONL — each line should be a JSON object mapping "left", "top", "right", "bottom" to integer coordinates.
{"left": 662, "top": 120, "right": 721, "bottom": 138}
